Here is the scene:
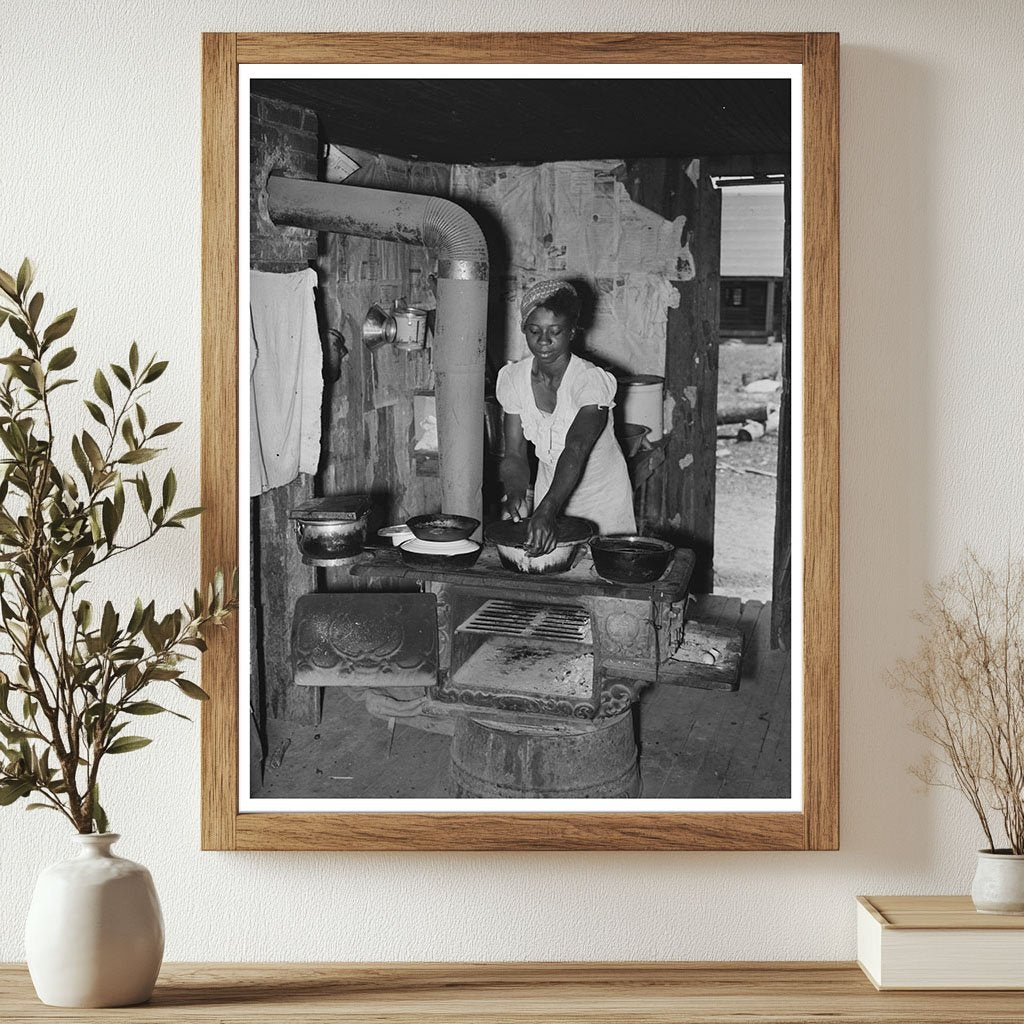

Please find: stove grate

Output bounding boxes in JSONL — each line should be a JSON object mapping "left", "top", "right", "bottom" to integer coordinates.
{"left": 456, "top": 599, "right": 592, "bottom": 646}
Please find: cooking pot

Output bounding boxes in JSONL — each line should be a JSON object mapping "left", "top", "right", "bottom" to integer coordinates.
{"left": 590, "top": 535, "right": 675, "bottom": 584}
{"left": 288, "top": 495, "right": 372, "bottom": 566}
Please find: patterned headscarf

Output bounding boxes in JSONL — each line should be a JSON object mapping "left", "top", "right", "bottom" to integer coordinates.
{"left": 520, "top": 279, "right": 578, "bottom": 330}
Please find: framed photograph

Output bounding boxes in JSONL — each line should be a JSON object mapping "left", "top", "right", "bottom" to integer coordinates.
{"left": 201, "top": 32, "right": 838, "bottom": 850}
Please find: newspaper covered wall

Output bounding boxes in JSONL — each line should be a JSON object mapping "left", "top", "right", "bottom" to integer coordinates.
{"left": 451, "top": 160, "right": 695, "bottom": 376}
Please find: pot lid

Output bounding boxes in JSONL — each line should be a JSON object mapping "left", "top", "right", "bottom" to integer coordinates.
{"left": 484, "top": 516, "right": 594, "bottom": 549}
{"left": 288, "top": 495, "right": 372, "bottom": 522}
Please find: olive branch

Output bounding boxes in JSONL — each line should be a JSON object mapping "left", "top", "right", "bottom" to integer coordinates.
{"left": 0, "top": 259, "right": 236, "bottom": 833}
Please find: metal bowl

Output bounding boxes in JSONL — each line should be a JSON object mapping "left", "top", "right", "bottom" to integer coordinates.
{"left": 616, "top": 422, "right": 650, "bottom": 458}
{"left": 406, "top": 513, "right": 480, "bottom": 543}
{"left": 493, "top": 542, "right": 585, "bottom": 575}
{"left": 590, "top": 535, "right": 675, "bottom": 584}
{"left": 484, "top": 517, "right": 594, "bottom": 575}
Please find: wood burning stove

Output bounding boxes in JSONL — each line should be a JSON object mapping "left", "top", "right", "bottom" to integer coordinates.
{"left": 287, "top": 543, "right": 741, "bottom": 728}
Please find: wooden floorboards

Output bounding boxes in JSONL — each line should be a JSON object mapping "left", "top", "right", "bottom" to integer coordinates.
{"left": 637, "top": 597, "right": 791, "bottom": 799}
{"left": 254, "top": 597, "right": 791, "bottom": 800}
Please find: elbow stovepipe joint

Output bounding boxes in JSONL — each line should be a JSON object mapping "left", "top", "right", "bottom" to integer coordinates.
{"left": 266, "top": 176, "right": 488, "bottom": 527}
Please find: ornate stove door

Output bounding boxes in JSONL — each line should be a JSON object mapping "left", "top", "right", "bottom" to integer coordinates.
{"left": 291, "top": 593, "right": 438, "bottom": 689}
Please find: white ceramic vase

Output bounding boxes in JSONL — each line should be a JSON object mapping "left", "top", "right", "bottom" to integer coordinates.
{"left": 971, "top": 849, "right": 1024, "bottom": 915}
{"left": 25, "top": 833, "right": 164, "bottom": 1007}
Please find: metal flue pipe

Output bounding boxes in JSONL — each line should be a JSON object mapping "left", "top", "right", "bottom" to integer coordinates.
{"left": 266, "top": 176, "right": 488, "bottom": 528}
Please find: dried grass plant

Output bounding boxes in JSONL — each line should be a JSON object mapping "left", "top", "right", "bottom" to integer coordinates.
{"left": 894, "top": 552, "right": 1024, "bottom": 854}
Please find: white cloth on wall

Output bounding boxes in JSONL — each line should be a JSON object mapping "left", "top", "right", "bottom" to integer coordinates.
{"left": 249, "top": 269, "right": 322, "bottom": 496}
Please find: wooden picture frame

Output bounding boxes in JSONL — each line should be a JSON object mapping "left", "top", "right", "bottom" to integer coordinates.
{"left": 201, "top": 32, "right": 838, "bottom": 851}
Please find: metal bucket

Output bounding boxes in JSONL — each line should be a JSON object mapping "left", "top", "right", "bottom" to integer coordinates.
{"left": 618, "top": 375, "right": 665, "bottom": 441}
{"left": 449, "top": 711, "right": 640, "bottom": 799}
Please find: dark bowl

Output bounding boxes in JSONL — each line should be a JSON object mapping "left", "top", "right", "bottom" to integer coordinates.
{"left": 406, "top": 513, "right": 480, "bottom": 543}
{"left": 590, "top": 535, "right": 675, "bottom": 584}
{"left": 398, "top": 540, "right": 482, "bottom": 570}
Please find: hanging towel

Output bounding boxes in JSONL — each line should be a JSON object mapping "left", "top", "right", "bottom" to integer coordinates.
{"left": 249, "top": 269, "right": 323, "bottom": 496}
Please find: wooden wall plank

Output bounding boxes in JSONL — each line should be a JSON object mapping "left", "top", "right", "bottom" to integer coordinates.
{"left": 320, "top": 150, "right": 443, "bottom": 534}
{"left": 666, "top": 161, "right": 721, "bottom": 593}
{"left": 256, "top": 480, "right": 318, "bottom": 723}
{"left": 771, "top": 176, "right": 793, "bottom": 647}
{"left": 249, "top": 94, "right": 321, "bottom": 726}
{"left": 622, "top": 155, "right": 719, "bottom": 582}
{"left": 317, "top": 232, "right": 368, "bottom": 595}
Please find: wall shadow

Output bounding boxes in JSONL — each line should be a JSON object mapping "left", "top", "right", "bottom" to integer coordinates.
{"left": 835, "top": 45, "right": 936, "bottom": 870}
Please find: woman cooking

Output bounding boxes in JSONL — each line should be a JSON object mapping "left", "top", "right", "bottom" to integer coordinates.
{"left": 496, "top": 279, "right": 636, "bottom": 555}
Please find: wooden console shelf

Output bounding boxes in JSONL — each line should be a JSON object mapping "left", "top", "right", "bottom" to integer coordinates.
{"left": 3, "top": 962, "right": 1023, "bottom": 1022}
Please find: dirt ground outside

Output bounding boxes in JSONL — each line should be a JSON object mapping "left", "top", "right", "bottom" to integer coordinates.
{"left": 714, "top": 339, "right": 783, "bottom": 602}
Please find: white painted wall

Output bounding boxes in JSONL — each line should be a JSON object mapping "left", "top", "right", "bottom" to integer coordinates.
{"left": 1, "top": 0, "right": 1021, "bottom": 962}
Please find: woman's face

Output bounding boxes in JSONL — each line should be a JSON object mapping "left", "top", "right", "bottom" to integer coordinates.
{"left": 523, "top": 307, "right": 575, "bottom": 366}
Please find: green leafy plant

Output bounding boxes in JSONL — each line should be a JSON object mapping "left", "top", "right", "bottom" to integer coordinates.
{"left": 0, "top": 259, "right": 236, "bottom": 833}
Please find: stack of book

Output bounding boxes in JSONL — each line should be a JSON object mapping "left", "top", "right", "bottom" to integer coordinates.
{"left": 857, "top": 895, "right": 1024, "bottom": 990}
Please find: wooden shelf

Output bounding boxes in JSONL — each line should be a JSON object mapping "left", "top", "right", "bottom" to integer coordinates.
{"left": 3, "top": 962, "right": 1023, "bottom": 1022}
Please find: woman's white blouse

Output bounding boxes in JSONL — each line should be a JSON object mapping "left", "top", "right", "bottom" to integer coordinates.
{"left": 495, "top": 355, "right": 617, "bottom": 465}
{"left": 495, "top": 353, "right": 637, "bottom": 535}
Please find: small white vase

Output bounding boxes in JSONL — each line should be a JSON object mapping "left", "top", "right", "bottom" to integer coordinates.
{"left": 25, "top": 833, "right": 164, "bottom": 1007}
{"left": 971, "top": 849, "right": 1024, "bottom": 915}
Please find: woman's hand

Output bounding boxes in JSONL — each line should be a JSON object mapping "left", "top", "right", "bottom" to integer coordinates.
{"left": 502, "top": 491, "right": 531, "bottom": 523}
{"left": 525, "top": 508, "right": 558, "bottom": 556}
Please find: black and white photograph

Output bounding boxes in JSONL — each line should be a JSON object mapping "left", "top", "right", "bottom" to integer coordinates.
{"left": 243, "top": 66, "right": 800, "bottom": 808}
